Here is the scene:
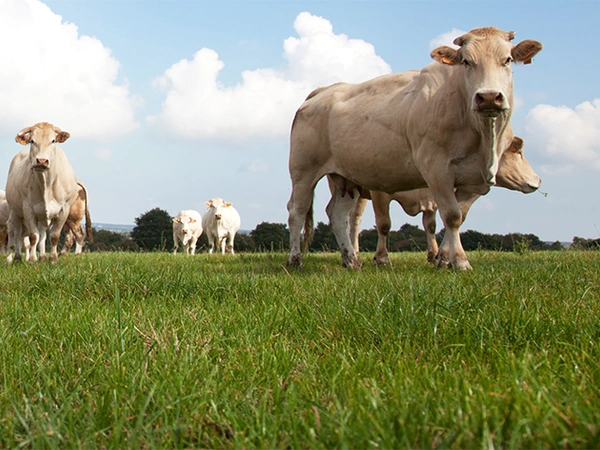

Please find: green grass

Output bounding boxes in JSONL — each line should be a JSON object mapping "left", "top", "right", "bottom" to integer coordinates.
{"left": 0, "top": 250, "right": 599, "bottom": 448}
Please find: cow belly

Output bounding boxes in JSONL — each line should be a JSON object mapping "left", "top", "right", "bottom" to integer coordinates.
{"left": 32, "top": 200, "right": 63, "bottom": 220}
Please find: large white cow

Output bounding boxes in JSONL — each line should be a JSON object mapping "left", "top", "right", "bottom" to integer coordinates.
{"left": 60, "top": 181, "right": 93, "bottom": 255}
{"left": 287, "top": 27, "right": 542, "bottom": 270}
{"left": 172, "top": 209, "right": 203, "bottom": 255}
{"left": 5, "top": 122, "right": 80, "bottom": 263}
{"left": 347, "top": 136, "right": 542, "bottom": 265}
{"left": 202, "top": 197, "right": 241, "bottom": 254}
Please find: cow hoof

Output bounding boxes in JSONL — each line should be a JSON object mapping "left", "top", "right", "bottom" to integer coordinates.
{"left": 452, "top": 260, "right": 472, "bottom": 271}
{"left": 373, "top": 255, "right": 390, "bottom": 266}
{"left": 342, "top": 256, "right": 362, "bottom": 270}
{"left": 427, "top": 252, "right": 437, "bottom": 264}
{"left": 287, "top": 254, "right": 303, "bottom": 269}
{"left": 436, "top": 257, "right": 451, "bottom": 269}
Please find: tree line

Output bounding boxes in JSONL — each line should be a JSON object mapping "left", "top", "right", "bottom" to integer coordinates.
{"left": 87, "top": 207, "right": 598, "bottom": 253}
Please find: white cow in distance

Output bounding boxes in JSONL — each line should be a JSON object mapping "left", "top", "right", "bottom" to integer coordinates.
{"left": 202, "top": 197, "right": 241, "bottom": 254}
{"left": 5, "top": 122, "right": 80, "bottom": 263}
{"left": 172, "top": 209, "right": 203, "bottom": 255}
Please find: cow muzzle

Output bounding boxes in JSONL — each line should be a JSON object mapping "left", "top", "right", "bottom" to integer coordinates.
{"left": 33, "top": 158, "right": 49, "bottom": 171}
{"left": 474, "top": 90, "right": 508, "bottom": 117}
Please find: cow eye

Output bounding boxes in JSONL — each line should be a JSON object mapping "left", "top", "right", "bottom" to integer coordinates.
{"left": 51, "top": 139, "right": 56, "bottom": 143}
{"left": 29, "top": 139, "right": 35, "bottom": 145}
{"left": 462, "top": 59, "right": 470, "bottom": 67}
{"left": 504, "top": 57, "right": 513, "bottom": 66}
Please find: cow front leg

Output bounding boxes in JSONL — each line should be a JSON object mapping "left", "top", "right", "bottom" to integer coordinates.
{"left": 434, "top": 192, "right": 470, "bottom": 270}
{"left": 349, "top": 197, "right": 368, "bottom": 254}
{"left": 326, "top": 186, "right": 361, "bottom": 270}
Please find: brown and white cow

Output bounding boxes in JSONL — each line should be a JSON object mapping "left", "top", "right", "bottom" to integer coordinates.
{"left": 60, "top": 180, "right": 93, "bottom": 255}
{"left": 172, "top": 209, "right": 203, "bottom": 255}
{"left": 202, "top": 197, "right": 241, "bottom": 254}
{"left": 347, "top": 136, "right": 542, "bottom": 265}
{"left": 5, "top": 122, "right": 80, "bottom": 263}
{"left": 287, "top": 27, "right": 542, "bottom": 270}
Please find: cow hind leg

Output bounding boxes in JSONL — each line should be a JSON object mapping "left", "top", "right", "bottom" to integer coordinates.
{"left": 326, "top": 186, "right": 361, "bottom": 270}
{"left": 372, "top": 196, "right": 393, "bottom": 266}
{"left": 422, "top": 210, "right": 439, "bottom": 264}
{"left": 287, "top": 180, "right": 318, "bottom": 268}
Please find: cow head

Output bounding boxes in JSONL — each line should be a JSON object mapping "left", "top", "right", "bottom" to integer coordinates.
{"left": 495, "top": 136, "right": 541, "bottom": 193}
{"left": 205, "top": 197, "right": 233, "bottom": 221}
{"left": 15, "top": 122, "right": 70, "bottom": 172}
{"left": 174, "top": 215, "right": 197, "bottom": 244}
{"left": 431, "top": 27, "right": 542, "bottom": 117}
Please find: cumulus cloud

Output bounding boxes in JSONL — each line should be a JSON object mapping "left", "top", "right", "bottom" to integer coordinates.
{"left": 0, "top": 0, "right": 139, "bottom": 140}
{"left": 429, "top": 28, "right": 466, "bottom": 50}
{"left": 526, "top": 99, "right": 600, "bottom": 170}
{"left": 147, "top": 11, "right": 392, "bottom": 143}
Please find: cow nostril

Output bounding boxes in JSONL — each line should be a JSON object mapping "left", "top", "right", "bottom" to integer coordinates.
{"left": 494, "top": 93, "right": 504, "bottom": 105}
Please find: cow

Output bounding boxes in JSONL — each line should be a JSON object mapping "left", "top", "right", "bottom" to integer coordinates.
{"left": 287, "top": 27, "right": 542, "bottom": 270}
{"left": 60, "top": 180, "right": 93, "bottom": 255}
{"left": 346, "top": 136, "right": 542, "bottom": 265}
{"left": 5, "top": 122, "right": 80, "bottom": 263}
{"left": 202, "top": 197, "right": 241, "bottom": 254}
{"left": 172, "top": 209, "right": 203, "bottom": 255}
{"left": 0, "top": 191, "right": 8, "bottom": 253}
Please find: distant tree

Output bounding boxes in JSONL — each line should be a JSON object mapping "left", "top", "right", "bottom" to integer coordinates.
{"left": 390, "top": 223, "right": 428, "bottom": 252}
{"left": 131, "top": 208, "right": 173, "bottom": 251}
{"left": 88, "top": 229, "right": 127, "bottom": 252}
{"left": 358, "top": 228, "right": 378, "bottom": 252}
{"left": 250, "top": 222, "right": 289, "bottom": 251}
{"left": 571, "top": 236, "right": 600, "bottom": 250}
{"left": 233, "top": 233, "right": 256, "bottom": 252}
{"left": 548, "top": 241, "right": 565, "bottom": 251}
{"left": 310, "top": 221, "right": 338, "bottom": 252}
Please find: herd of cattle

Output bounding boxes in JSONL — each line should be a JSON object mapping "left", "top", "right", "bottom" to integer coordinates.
{"left": 0, "top": 122, "right": 241, "bottom": 262}
{"left": 1, "top": 27, "right": 543, "bottom": 270}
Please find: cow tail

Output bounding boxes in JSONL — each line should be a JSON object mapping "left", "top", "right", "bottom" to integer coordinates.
{"left": 79, "top": 182, "right": 94, "bottom": 243}
{"left": 302, "top": 198, "right": 314, "bottom": 253}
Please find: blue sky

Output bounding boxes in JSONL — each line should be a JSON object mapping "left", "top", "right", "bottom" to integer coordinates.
{"left": 1, "top": 0, "right": 599, "bottom": 242}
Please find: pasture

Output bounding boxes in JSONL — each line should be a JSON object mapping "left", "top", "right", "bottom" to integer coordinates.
{"left": 0, "top": 250, "right": 598, "bottom": 448}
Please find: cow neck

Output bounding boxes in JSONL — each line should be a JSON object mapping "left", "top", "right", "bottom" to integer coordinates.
{"left": 480, "top": 111, "right": 511, "bottom": 187}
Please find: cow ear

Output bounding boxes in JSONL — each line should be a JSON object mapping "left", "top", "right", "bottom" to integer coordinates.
{"left": 512, "top": 40, "right": 543, "bottom": 64}
{"left": 431, "top": 46, "right": 460, "bottom": 65}
{"left": 205, "top": 201, "right": 212, "bottom": 207}
{"left": 225, "top": 202, "right": 232, "bottom": 208}
{"left": 55, "top": 131, "right": 70, "bottom": 143}
{"left": 173, "top": 218, "right": 179, "bottom": 223}
{"left": 15, "top": 128, "right": 32, "bottom": 145}
{"left": 512, "top": 136, "right": 524, "bottom": 151}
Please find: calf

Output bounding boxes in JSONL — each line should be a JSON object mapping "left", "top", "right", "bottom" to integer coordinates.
{"left": 202, "top": 197, "right": 241, "bottom": 254}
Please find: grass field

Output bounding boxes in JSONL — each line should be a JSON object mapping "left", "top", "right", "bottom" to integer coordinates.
{"left": 0, "top": 250, "right": 599, "bottom": 448}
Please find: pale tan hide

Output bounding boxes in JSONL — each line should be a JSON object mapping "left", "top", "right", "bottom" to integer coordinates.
{"left": 5, "top": 122, "right": 79, "bottom": 263}
{"left": 287, "top": 27, "right": 542, "bottom": 270}
{"left": 347, "top": 137, "right": 542, "bottom": 266}
{"left": 60, "top": 181, "right": 93, "bottom": 255}
{"left": 172, "top": 209, "right": 203, "bottom": 255}
{"left": 0, "top": 190, "right": 8, "bottom": 253}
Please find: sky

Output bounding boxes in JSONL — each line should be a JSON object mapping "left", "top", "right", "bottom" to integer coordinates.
{"left": 1, "top": 0, "right": 599, "bottom": 243}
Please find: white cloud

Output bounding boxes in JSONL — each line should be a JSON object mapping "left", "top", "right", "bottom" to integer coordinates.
{"left": 93, "top": 148, "right": 113, "bottom": 162}
{"left": 147, "top": 11, "right": 391, "bottom": 143}
{"left": 429, "top": 28, "right": 466, "bottom": 50}
{"left": 0, "top": 0, "right": 139, "bottom": 140}
{"left": 526, "top": 99, "right": 600, "bottom": 169}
